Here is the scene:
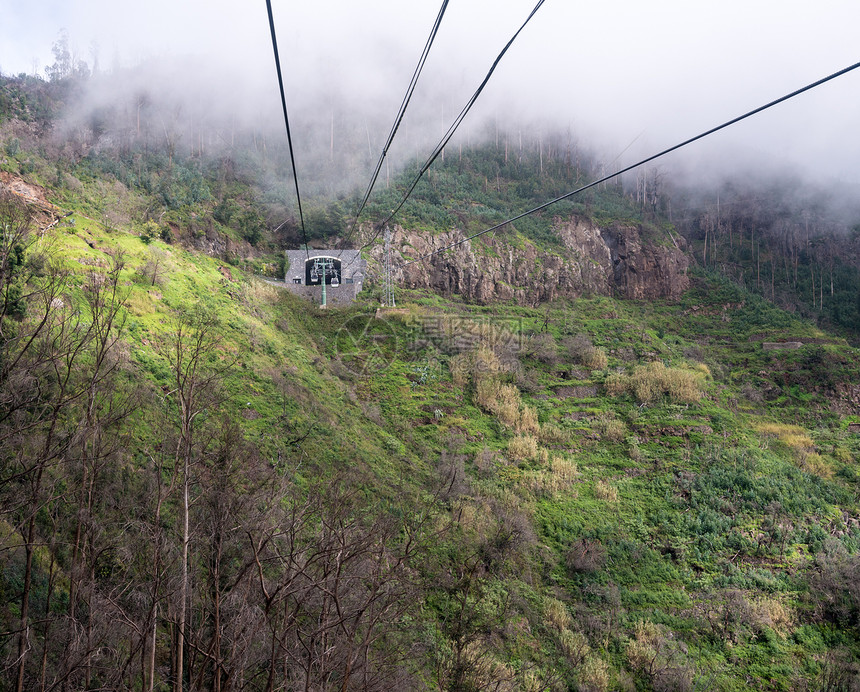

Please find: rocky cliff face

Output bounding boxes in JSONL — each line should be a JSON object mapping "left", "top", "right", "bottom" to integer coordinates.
{"left": 387, "top": 215, "right": 689, "bottom": 305}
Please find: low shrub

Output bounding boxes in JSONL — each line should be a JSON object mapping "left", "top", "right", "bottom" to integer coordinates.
{"left": 578, "top": 655, "right": 611, "bottom": 692}
{"left": 539, "top": 423, "right": 570, "bottom": 445}
{"left": 475, "top": 372, "right": 538, "bottom": 433}
{"left": 524, "top": 457, "right": 573, "bottom": 497}
{"left": 559, "top": 629, "right": 590, "bottom": 666}
{"left": 524, "top": 332, "right": 559, "bottom": 364}
{"left": 563, "top": 334, "right": 608, "bottom": 370}
{"left": 544, "top": 597, "right": 572, "bottom": 632}
{"left": 474, "top": 343, "right": 503, "bottom": 378}
{"left": 595, "top": 416, "right": 627, "bottom": 443}
{"left": 755, "top": 421, "right": 832, "bottom": 476}
{"left": 810, "top": 551, "right": 860, "bottom": 626}
{"left": 566, "top": 537, "right": 607, "bottom": 573}
{"left": 626, "top": 621, "right": 694, "bottom": 692}
{"left": 594, "top": 480, "right": 618, "bottom": 502}
{"left": 516, "top": 405, "right": 539, "bottom": 434}
{"left": 605, "top": 361, "right": 705, "bottom": 404}
{"left": 582, "top": 347, "right": 608, "bottom": 370}
{"left": 508, "top": 434, "right": 539, "bottom": 461}
{"left": 551, "top": 456, "right": 577, "bottom": 482}
{"left": 798, "top": 450, "right": 834, "bottom": 479}
{"left": 450, "top": 353, "right": 470, "bottom": 389}
{"left": 476, "top": 378, "right": 518, "bottom": 426}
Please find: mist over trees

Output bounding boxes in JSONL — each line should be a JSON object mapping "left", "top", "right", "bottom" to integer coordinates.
{"left": 670, "top": 173, "right": 860, "bottom": 332}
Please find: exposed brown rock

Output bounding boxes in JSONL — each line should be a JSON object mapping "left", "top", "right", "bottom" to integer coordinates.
{"left": 0, "top": 172, "right": 61, "bottom": 229}
{"left": 388, "top": 214, "right": 689, "bottom": 305}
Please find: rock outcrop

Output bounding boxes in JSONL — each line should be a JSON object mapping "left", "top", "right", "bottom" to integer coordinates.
{"left": 389, "top": 215, "right": 689, "bottom": 305}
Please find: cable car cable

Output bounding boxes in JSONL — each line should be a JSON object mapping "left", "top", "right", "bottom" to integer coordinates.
{"left": 380, "top": 0, "right": 546, "bottom": 230}
{"left": 358, "top": 0, "right": 547, "bottom": 255}
{"left": 339, "top": 0, "right": 450, "bottom": 253}
{"left": 265, "top": 0, "right": 310, "bottom": 261}
{"left": 400, "top": 59, "right": 860, "bottom": 267}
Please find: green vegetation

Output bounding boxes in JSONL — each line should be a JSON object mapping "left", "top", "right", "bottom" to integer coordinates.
{"left": 2, "top": 68, "right": 860, "bottom": 691}
{"left": 361, "top": 141, "right": 658, "bottom": 249}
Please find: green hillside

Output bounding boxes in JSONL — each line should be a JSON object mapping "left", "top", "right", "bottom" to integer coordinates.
{"left": 2, "top": 71, "right": 860, "bottom": 691}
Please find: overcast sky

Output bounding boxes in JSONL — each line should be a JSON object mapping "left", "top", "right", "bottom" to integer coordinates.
{"left": 1, "top": 0, "right": 859, "bottom": 183}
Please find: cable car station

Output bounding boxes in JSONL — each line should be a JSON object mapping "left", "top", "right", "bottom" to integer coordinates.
{"left": 282, "top": 250, "right": 366, "bottom": 307}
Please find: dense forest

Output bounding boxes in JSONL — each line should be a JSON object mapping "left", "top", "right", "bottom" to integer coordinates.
{"left": 2, "top": 59, "right": 860, "bottom": 692}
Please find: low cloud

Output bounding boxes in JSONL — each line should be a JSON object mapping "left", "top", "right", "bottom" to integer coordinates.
{"left": 4, "top": 0, "right": 859, "bottom": 191}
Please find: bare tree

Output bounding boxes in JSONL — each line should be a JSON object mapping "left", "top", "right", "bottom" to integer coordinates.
{"left": 140, "top": 246, "right": 170, "bottom": 287}
{"left": 160, "top": 308, "right": 228, "bottom": 692}
{"left": 0, "top": 200, "right": 140, "bottom": 690}
{"left": 248, "top": 477, "right": 432, "bottom": 691}
{"left": 61, "top": 252, "right": 134, "bottom": 689}
{"left": 0, "top": 191, "right": 105, "bottom": 691}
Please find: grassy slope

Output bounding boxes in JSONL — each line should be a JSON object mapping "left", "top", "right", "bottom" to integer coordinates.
{"left": 380, "top": 283, "right": 860, "bottom": 689}
{"left": 23, "top": 200, "right": 860, "bottom": 691}
{"left": 3, "top": 123, "right": 860, "bottom": 689}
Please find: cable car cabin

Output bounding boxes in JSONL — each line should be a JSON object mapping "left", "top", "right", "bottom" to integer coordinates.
{"left": 306, "top": 256, "right": 341, "bottom": 285}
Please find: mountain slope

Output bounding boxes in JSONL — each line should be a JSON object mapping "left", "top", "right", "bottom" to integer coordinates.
{"left": 2, "top": 73, "right": 860, "bottom": 689}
